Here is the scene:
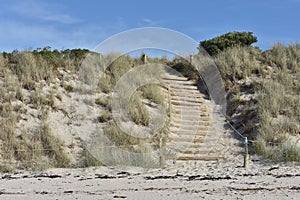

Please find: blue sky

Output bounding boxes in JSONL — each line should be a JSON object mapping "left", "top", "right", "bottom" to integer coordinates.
{"left": 0, "top": 0, "right": 299, "bottom": 52}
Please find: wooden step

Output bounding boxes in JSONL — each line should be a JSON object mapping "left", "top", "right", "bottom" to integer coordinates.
{"left": 170, "top": 100, "right": 203, "bottom": 107}
{"left": 176, "top": 156, "right": 223, "bottom": 161}
{"left": 171, "top": 115, "right": 211, "bottom": 123}
{"left": 178, "top": 148, "right": 221, "bottom": 155}
{"left": 171, "top": 105, "right": 210, "bottom": 111}
{"left": 169, "top": 126, "right": 211, "bottom": 133}
{"left": 171, "top": 109, "right": 208, "bottom": 114}
{"left": 171, "top": 121, "right": 210, "bottom": 128}
{"left": 171, "top": 112, "right": 210, "bottom": 118}
{"left": 162, "top": 71, "right": 224, "bottom": 162}
{"left": 169, "top": 85, "right": 199, "bottom": 90}
{"left": 161, "top": 76, "right": 189, "bottom": 81}
{"left": 168, "top": 136, "right": 218, "bottom": 143}
{"left": 170, "top": 92, "right": 205, "bottom": 99}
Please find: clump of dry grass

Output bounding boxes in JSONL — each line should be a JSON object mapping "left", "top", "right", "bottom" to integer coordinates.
{"left": 95, "top": 120, "right": 158, "bottom": 167}
{"left": 97, "top": 110, "right": 112, "bottom": 123}
{"left": 129, "top": 92, "right": 150, "bottom": 126}
{"left": 97, "top": 74, "right": 112, "bottom": 93}
{"left": 0, "top": 114, "right": 70, "bottom": 171}
{"left": 80, "top": 147, "right": 103, "bottom": 167}
{"left": 12, "top": 51, "right": 54, "bottom": 89}
{"left": 34, "top": 122, "right": 70, "bottom": 168}
{"left": 97, "top": 54, "right": 133, "bottom": 93}
{"left": 215, "top": 46, "right": 263, "bottom": 89}
{"left": 104, "top": 121, "right": 141, "bottom": 148}
{"left": 0, "top": 53, "right": 8, "bottom": 76}
{"left": 95, "top": 95, "right": 110, "bottom": 108}
{"left": 140, "top": 84, "right": 164, "bottom": 105}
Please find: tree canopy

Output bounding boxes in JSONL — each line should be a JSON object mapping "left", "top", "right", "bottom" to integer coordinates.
{"left": 199, "top": 31, "right": 258, "bottom": 56}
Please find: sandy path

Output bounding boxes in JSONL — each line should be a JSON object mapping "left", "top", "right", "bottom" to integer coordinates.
{"left": 1, "top": 157, "right": 300, "bottom": 200}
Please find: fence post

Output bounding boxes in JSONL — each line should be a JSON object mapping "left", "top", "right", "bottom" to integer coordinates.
{"left": 159, "top": 137, "right": 165, "bottom": 168}
{"left": 168, "top": 85, "right": 171, "bottom": 120}
{"left": 244, "top": 137, "right": 249, "bottom": 168}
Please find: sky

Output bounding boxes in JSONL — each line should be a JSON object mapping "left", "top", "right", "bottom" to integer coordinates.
{"left": 0, "top": 0, "right": 299, "bottom": 53}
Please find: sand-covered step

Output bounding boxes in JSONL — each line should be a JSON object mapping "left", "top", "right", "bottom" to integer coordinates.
{"left": 170, "top": 108, "right": 208, "bottom": 114}
{"left": 171, "top": 104, "right": 210, "bottom": 111}
{"left": 162, "top": 69, "right": 227, "bottom": 161}
{"left": 171, "top": 111, "right": 210, "bottom": 118}
{"left": 171, "top": 113, "right": 210, "bottom": 119}
{"left": 161, "top": 76, "right": 190, "bottom": 81}
{"left": 169, "top": 126, "right": 211, "bottom": 133}
{"left": 167, "top": 135, "right": 218, "bottom": 143}
{"left": 170, "top": 126, "right": 210, "bottom": 132}
{"left": 171, "top": 115, "right": 210, "bottom": 121}
{"left": 170, "top": 95, "right": 207, "bottom": 101}
{"left": 166, "top": 81, "right": 197, "bottom": 86}
{"left": 172, "top": 117, "right": 211, "bottom": 123}
{"left": 170, "top": 92, "right": 205, "bottom": 99}
{"left": 167, "top": 135, "right": 219, "bottom": 143}
{"left": 166, "top": 141, "right": 221, "bottom": 150}
{"left": 169, "top": 88, "right": 199, "bottom": 93}
{"left": 170, "top": 100, "right": 204, "bottom": 107}
{"left": 176, "top": 155, "right": 223, "bottom": 161}
{"left": 170, "top": 109, "right": 207, "bottom": 116}
{"left": 169, "top": 85, "right": 199, "bottom": 91}
{"left": 170, "top": 97, "right": 203, "bottom": 104}
{"left": 170, "top": 121, "right": 210, "bottom": 126}
{"left": 177, "top": 148, "right": 221, "bottom": 155}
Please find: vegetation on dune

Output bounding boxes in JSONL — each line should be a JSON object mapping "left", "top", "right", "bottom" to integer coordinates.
{"left": 212, "top": 42, "right": 300, "bottom": 162}
{"left": 0, "top": 31, "right": 299, "bottom": 170}
{"left": 0, "top": 48, "right": 168, "bottom": 170}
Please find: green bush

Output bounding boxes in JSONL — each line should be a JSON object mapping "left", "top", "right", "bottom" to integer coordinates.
{"left": 200, "top": 31, "right": 258, "bottom": 56}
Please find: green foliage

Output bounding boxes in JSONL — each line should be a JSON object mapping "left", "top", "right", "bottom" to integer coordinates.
{"left": 200, "top": 31, "right": 258, "bottom": 56}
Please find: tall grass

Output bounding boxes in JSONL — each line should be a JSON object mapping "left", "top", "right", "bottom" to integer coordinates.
{"left": 104, "top": 121, "right": 141, "bottom": 148}
{"left": 0, "top": 50, "right": 73, "bottom": 171}
{"left": 12, "top": 51, "right": 54, "bottom": 89}
{"left": 213, "top": 44, "right": 300, "bottom": 162}
{"left": 253, "top": 43, "right": 300, "bottom": 162}
{"left": 129, "top": 92, "right": 150, "bottom": 126}
{"left": 140, "top": 84, "right": 164, "bottom": 105}
{"left": 215, "top": 46, "right": 263, "bottom": 84}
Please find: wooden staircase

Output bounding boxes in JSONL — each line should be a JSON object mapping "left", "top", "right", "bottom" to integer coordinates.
{"left": 161, "top": 71, "right": 226, "bottom": 161}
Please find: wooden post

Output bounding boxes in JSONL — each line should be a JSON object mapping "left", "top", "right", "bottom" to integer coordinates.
{"left": 189, "top": 54, "right": 193, "bottom": 64}
{"left": 168, "top": 85, "right": 171, "bottom": 120}
{"left": 244, "top": 137, "right": 249, "bottom": 168}
{"left": 159, "top": 137, "right": 165, "bottom": 168}
{"left": 141, "top": 53, "right": 147, "bottom": 64}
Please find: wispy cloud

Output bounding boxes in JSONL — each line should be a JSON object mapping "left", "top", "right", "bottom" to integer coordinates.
{"left": 10, "top": 0, "right": 81, "bottom": 24}
{"left": 139, "top": 18, "right": 164, "bottom": 26}
{"left": 0, "top": 17, "right": 130, "bottom": 52}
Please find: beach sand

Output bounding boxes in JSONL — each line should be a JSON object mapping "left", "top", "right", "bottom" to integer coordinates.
{"left": 1, "top": 156, "right": 299, "bottom": 200}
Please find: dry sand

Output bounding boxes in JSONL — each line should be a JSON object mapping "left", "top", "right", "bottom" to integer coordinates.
{"left": 1, "top": 156, "right": 300, "bottom": 200}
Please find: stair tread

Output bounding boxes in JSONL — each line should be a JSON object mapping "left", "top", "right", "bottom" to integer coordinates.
{"left": 162, "top": 71, "right": 224, "bottom": 162}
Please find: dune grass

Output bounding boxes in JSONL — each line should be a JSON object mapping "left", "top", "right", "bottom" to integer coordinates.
{"left": 214, "top": 44, "right": 300, "bottom": 162}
